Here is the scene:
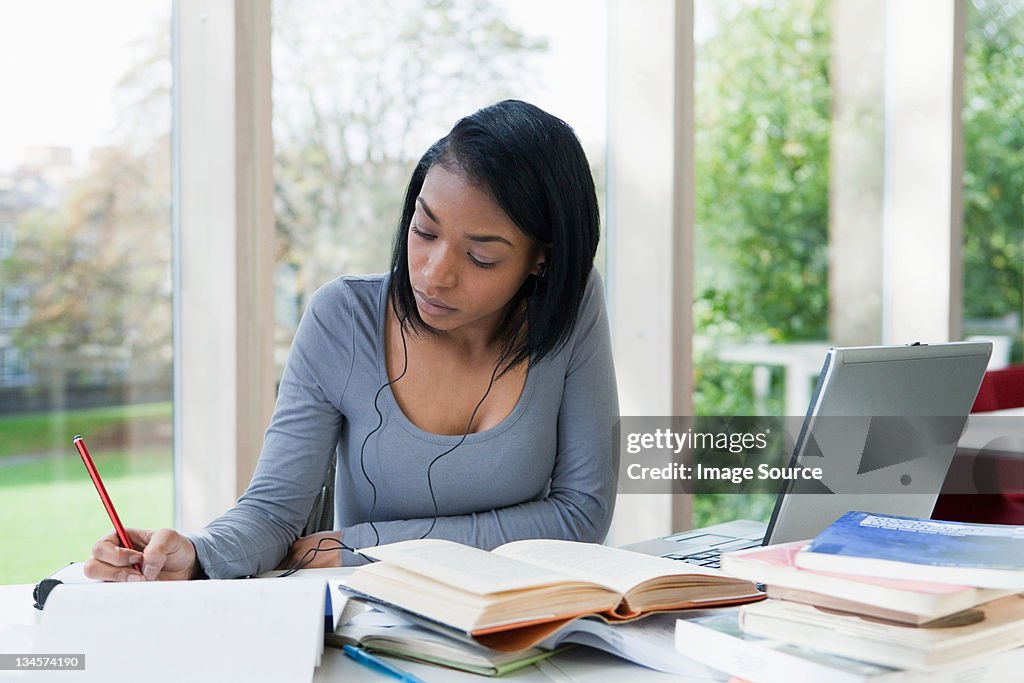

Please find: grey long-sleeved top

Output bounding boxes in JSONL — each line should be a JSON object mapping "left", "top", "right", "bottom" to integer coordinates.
{"left": 188, "top": 268, "right": 619, "bottom": 577}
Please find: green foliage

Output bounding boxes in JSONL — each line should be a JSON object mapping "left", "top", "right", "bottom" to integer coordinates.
{"left": 694, "top": 0, "right": 831, "bottom": 350}
{"left": 963, "top": 0, "right": 1024, "bottom": 325}
{"left": 693, "top": 0, "right": 831, "bottom": 419}
{"left": 693, "top": 493, "right": 776, "bottom": 528}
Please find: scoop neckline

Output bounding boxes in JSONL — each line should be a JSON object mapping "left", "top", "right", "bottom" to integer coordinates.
{"left": 373, "top": 273, "right": 536, "bottom": 445}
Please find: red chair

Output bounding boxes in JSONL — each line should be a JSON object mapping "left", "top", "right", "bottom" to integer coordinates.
{"left": 932, "top": 364, "right": 1024, "bottom": 524}
{"left": 969, "top": 364, "right": 1024, "bottom": 413}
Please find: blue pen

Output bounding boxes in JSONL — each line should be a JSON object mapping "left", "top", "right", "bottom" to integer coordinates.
{"left": 342, "top": 644, "right": 426, "bottom": 683}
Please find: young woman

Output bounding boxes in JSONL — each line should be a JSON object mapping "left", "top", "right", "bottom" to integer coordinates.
{"left": 85, "top": 100, "right": 619, "bottom": 581}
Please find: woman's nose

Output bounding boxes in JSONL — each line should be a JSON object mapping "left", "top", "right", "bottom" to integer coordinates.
{"left": 422, "top": 245, "right": 458, "bottom": 288}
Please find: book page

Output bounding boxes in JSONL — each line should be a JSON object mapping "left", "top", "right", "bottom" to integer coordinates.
{"left": 358, "top": 539, "right": 585, "bottom": 595}
{"left": 493, "top": 540, "right": 721, "bottom": 595}
{"left": 542, "top": 612, "right": 719, "bottom": 677}
{"left": 37, "top": 578, "right": 326, "bottom": 681}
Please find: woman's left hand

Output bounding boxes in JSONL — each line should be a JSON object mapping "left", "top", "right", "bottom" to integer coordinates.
{"left": 276, "top": 530, "right": 344, "bottom": 570}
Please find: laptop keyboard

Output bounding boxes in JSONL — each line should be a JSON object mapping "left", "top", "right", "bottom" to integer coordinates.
{"left": 665, "top": 540, "right": 763, "bottom": 569}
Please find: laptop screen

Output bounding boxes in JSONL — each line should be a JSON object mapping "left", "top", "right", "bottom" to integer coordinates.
{"left": 764, "top": 341, "right": 992, "bottom": 544}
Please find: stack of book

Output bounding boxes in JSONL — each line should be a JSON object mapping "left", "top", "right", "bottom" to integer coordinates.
{"left": 330, "top": 537, "right": 765, "bottom": 675}
{"left": 674, "top": 511, "right": 1024, "bottom": 682}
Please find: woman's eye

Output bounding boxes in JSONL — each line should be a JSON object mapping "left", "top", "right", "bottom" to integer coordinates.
{"left": 410, "top": 225, "right": 435, "bottom": 240}
{"left": 468, "top": 253, "right": 498, "bottom": 269}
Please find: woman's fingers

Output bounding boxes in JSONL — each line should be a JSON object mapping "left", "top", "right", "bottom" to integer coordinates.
{"left": 84, "top": 533, "right": 144, "bottom": 582}
{"left": 90, "top": 532, "right": 144, "bottom": 567}
{"left": 85, "top": 527, "right": 196, "bottom": 581}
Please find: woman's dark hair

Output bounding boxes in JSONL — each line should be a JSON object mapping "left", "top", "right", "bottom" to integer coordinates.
{"left": 388, "top": 99, "right": 600, "bottom": 373}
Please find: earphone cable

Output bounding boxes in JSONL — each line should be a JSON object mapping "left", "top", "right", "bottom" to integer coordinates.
{"left": 420, "top": 359, "right": 501, "bottom": 539}
{"left": 360, "top": 314, "right": 410, "bottom": 547}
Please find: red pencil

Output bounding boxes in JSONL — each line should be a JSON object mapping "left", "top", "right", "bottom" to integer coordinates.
{"left": 73, "top": 435, "right": 136, "bottom": 551}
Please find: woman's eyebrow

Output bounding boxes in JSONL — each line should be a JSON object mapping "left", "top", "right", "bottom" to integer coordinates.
{"left": 417, "top": 196, "right": 514, "bottom": 247}
{"left": 465, "top": 233, "right": 514, "bottom": 247}
{"left": 416, "top": 197, "right": 441, "bottom": 224}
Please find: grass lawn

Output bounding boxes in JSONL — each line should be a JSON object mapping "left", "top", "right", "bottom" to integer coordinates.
{"left": 0, "top": 450, "right": 173, "bottom": 585}
{"left": 0, "top": 402, "right": 172, "bottom": 458}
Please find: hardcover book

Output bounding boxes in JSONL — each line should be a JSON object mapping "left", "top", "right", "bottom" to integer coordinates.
{"left": 327, "top": 606, "right": 567, "bottom": 677}
{"left": 721, "top": 540, "right": 1013, "bottom": 624}
{"left": 341, "top": 538, "right": 764, "bottom": 651}
{"left": 794, "top": 511, "right": 1024, "bottom": 589}
{"left": 738, "top": 594, "right": 1024, "bottom": 671}
{"left": 674, "top": 608, "right": 1024, "bottom": 683}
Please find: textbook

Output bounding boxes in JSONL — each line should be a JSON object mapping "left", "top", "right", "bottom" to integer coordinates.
{"left": 326, "top": 605, "right": 567, "bottom": 677}
{"left": 328, "top": 601, "right": 716, "bottom": 677}
{"left": 674, "top": 608, "right": 1024, "bottom": 683}
{"left": 721, "top": 540, "right": 1013, "bottom": 625}
{"left": 794, "top": 511, "right": 1024, "bottom": 589}
{"left": 344, "top": 538, "right": 764, "bottom": 651}
{"left": 738, "top": 594, "right": 1024, "bottom": 671}
{"left": 540, "top": 611, "right": 720, "bottom": 677}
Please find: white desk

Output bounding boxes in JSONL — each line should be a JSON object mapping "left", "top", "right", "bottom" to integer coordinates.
{"left": 0, "top": 583, "right": 721, "bottom": 682}
{"left": 960, "top": 408, "right": 1024, "bottom": 456}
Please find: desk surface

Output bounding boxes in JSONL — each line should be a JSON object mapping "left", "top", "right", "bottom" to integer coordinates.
{"left": 0, "top": 583, "right": 720, "bottom": 682}
{"left": 960, "top": 410, "right": 1024, "bottom": 458}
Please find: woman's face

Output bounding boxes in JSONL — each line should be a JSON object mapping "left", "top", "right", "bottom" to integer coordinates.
{"left": 407, "top": 164, "right": 543, "bottom": 343}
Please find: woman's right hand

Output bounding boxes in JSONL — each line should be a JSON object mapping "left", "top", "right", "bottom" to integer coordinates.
{"left": 84, "top": 528, "right": 199, "bottom": 582}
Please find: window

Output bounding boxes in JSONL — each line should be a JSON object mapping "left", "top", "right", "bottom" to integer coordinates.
{"left": 270, "top": 0, "right": 607, "bottom": 374}
{"left": 692, "top": 0, "right": 831, "bottom": 525}
{"left": 962, "top": 0, "right": 1024, "bottom": 364}
{"left": 0, "top": 1, "right": 173, "bottom": 584}
{"left": 0, "top": 223, "right": 14, "bottom": 259}
{"left": 0, "top": 285, "right": 29, "bottom": 326}
{"left": 689, "top": 0, "right": 988, "bottom": 528}
{"left": 0, "top": 344, "right": 31, "bottom": 385}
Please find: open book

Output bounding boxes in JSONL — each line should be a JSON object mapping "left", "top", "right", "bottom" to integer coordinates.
{"left": 326, "top": 596, "right": 567, "bottom": 677}
{"left": 343, "top": 538, "right": 763, "bottom": 651}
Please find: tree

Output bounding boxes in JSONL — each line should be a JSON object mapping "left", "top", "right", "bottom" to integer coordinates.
{"left": 963, "top": 0, "right": 1024, "bottom": 331}
{"left": 9, "top": 141, "right": 172, "bottom": 398}
{"left": 272, "top": 0, "right": 546, "bottom": 345}
{"left": 692, "top": 0, "right": 831, "bottom": 417}
{"left": 8, "top": 1, "right": 546, "bottom": 396}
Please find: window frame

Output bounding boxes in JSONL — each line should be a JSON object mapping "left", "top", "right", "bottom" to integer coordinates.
{"left": 172, "top": 0, "right": 970, "bottom": 539}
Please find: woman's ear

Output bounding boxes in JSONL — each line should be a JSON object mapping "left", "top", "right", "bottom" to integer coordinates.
{"left": 533, "top": 246, "right": 550, "bottom": 278}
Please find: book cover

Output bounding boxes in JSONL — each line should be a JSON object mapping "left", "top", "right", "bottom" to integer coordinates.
{"left": 327, "top": 606, "right": 567, "bottom": 677}
{"left": 795, "top": 511, "right": 1024, "bottom": 589}
{"left": 721, "top": 540, "right": 1012, "bottom": 622}
{"left": 738, "top": 595, "right": 1024, "bottom": 671}
{"left": 674, "top": 608, "right": 1024, "bottom": 683}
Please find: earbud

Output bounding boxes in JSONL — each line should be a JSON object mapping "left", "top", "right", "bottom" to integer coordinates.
{"left": 536, "top": 262, "right": 548, "bottom": 279}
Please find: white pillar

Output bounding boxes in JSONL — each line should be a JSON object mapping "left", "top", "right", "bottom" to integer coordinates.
{"left": 607, "top": 0, "right": 694, "bottom": 543}
{"left": 829, "top": 0, "right": 886, "bottom": 346}
{"left": 174, "top": 0, "right": 275, "bottom": 530}
{"left": 881, "top": 0, "right": 965, "bottom": 344}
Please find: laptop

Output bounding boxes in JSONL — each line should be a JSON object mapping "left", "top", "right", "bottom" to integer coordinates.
{"left": 622, "top": 341, "right": 992, "bottom": 567}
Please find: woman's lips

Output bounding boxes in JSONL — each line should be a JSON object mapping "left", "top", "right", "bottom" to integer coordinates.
{"left": 414, "top": 289, "right": 457, "bottom": 316}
